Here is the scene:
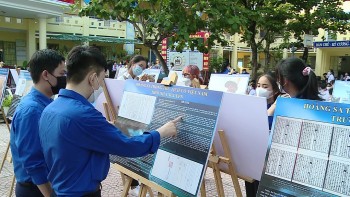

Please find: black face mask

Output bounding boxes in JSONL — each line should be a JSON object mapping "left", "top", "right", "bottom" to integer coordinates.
{"left": 49, "top": 75, "right": 67, "bottom": 95}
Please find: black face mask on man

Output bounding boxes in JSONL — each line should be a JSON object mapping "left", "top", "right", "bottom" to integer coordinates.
{"left": 48, "top": 74, "right": 67, "bottom": 95}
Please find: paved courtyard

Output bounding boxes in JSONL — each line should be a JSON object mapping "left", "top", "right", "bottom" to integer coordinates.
{"left": 0, "top": 123, "right": 247, "bottom": 196}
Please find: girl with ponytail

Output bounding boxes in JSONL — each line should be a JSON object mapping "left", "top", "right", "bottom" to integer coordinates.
{"left": 275, "top": 57, "right": 322, "bottom": 101}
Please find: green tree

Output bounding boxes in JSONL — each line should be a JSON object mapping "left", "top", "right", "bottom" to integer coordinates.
{"left": 233, "top": 0, "right": 291, "bottom": 79}
{"left": 284, "top": 0, "right": 350, "bottom": 62}
{"left": 78, "top": 0, "right": 241, "bottom": 75}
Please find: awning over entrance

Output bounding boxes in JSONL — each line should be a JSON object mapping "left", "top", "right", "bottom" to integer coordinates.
{"left": 0, "top": 0, "right": 70, "bottom": 18}
{"left": 48, "top": 34, "right": 142, "bottom": 44}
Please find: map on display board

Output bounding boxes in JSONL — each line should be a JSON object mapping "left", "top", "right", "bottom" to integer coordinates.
{"left": 208, "top": 74, "right": 250, "bottom": 94}
{"left": 257, "top": 97, "right": 350, "bottom": 197}
{"left": 332, "top": 80, "right": 350, "bottom": 104}
{"left": 14, "top": 70, "right": 33, "bottom": 96}
{"left": 0, "top": 68, "right": 9, "bottom": 106}
{"left": 108, "top": 80, "right": 223, "bottom": 197}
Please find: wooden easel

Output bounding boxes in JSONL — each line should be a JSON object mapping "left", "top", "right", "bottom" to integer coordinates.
{"left": 207, "top": 130, "right": 248, "bottom": 197}
{"left": 0, "top": 106, "right": 16, "bottom": 197}
{"left": 0, "top": 106, "right": 12, "bottom": 171}
{"left": 208, "top": 130, "right": 257, "bottom": 197}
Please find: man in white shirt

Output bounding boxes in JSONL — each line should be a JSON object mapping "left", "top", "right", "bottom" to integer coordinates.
{"left": 327, "top": 69, "right": 335, "bottom": 84}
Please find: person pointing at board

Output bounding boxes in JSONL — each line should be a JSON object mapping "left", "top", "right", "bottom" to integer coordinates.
{"left": 38, "top": 45, "right": 182, "bottom": 197}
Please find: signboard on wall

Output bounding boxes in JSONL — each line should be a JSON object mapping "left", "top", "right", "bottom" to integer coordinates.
{"left": 162, "top": 32, "right": 210, "bottom": 71}
{"left": 314, "top": 41, "right": 350, "bottom": 48}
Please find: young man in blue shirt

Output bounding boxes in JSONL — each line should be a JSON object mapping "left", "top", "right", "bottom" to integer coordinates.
{"left": 39, "top": 46, "right": 180, "bottom": 196}
{"left": 10, "top": 49, "right": 66, "bottom": 197}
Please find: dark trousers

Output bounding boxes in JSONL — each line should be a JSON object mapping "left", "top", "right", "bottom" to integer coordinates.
{"left": 51, "top": 189, "right": 101, "bottom": 197}
{"left": 15, "top": 182, "right": 44, "bottom": 197}
{"left": 245, "top": 180, "right": 260, "bottom": 197}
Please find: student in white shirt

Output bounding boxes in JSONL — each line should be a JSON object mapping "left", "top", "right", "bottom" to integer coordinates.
{"left": 319, "top": 82, "right": 330, "bottom": 101}
{"left": 327, "top": 69, "right": 335, "bottom": 84}
{"left": 117, "top": 55, "right": 147, "bottom": 80}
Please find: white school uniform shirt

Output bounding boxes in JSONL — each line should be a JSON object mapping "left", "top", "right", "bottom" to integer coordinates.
{"left": 319, "top": 89, "right": 330, "bottom": 101}
{"left": 117, "top": 71, "right": 133, "bottom": 80}
{"left": 327, "top": 74, "right": 335, "bottom": 83}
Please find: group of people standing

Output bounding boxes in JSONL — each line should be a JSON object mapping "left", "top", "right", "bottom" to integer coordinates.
{"left": 10, "top": 46, "right": 181, "bottom": 197}
{"left": 9, "top": 44, "right": 331, "bottom": 197}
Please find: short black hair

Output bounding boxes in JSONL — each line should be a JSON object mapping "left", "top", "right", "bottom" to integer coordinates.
{"left": 320, "top": 81, "right": 327, "bottom": 89}
{"left": 28, "top": 49, "right": 65, "bottom": 84}
{"left": 66, "top": 46, "right": 107, "bottom": 84}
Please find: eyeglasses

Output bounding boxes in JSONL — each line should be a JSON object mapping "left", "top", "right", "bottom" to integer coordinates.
{"left": 182, "top": 73, "right": 190, "bottom": 77}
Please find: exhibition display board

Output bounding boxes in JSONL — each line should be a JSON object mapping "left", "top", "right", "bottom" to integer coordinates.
{"left": 208, "top": 74, "right": 250, "bottom": 95}
{"left": 14, "top": 70, "right": 32, "bottom": 96}
{"left": 258, "top": 98, "right": 350, "bottom": 197}
{"left": 108, "top": 80, "right": 223, "bottom": 197}
{"left": 333, "top": 80, "right": 350, "bottom": 103}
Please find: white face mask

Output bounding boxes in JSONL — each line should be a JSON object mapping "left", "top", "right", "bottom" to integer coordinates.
{"left": 132, "top": 65, "right": 143, "bottom": 76}
{"left": 256, "top": 87, "right": 272, "bottom": 99}
{"left": 182, "top": 78, "right": 191, "bottom": 86}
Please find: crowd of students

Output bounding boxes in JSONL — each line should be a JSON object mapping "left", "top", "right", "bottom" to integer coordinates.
{"left": 10, "top": 46, "right": 181, "bottom": 197}
{"left": 9, "top": 44, "right": 340, "bottom": 197}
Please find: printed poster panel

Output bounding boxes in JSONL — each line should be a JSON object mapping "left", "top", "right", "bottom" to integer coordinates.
{"left": 142, "top": 69, "right": 161, "bottom": 83}
{"left": 332, "top": 80, "right": 350, "bottom": 103}
{"left": 213, "top": 93, "right": 269, "bottom": 181}
{"left": 257, "top": 98, "right": 350, "bottom": 197}
{"left": 168, "top": 50, "right": 204, "bottom": 71}
{"left": 0, "top": 68, "right": 9, "bottom": 106}
{"left": 168, "top": 51, "right": 190, "bottom": 71}
{"left": 108, "top": 80, "right": 223, "bottom": 197}
{"left": 14, "top": 70, "right": 33, "bottom": 96}
{"left": 10, "top": 69, "right": 19, "bottom": 85}
{"left": 208, "top": 74, "right": 250, "bottom": 95}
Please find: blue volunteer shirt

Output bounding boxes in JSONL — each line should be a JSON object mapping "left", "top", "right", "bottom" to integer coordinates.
{"left": 10, "top": 88, "right": 52, "bottom": 184}
{"left": 39, "top": 89, "right": 160, "bottom": 196}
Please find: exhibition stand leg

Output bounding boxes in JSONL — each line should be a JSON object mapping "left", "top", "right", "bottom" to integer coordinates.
{"left": 208, "top": 130, "right": 244, "bottom": 197}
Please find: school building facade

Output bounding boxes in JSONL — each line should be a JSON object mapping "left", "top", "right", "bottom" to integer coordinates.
{"left": 0, "top": 0, "right": 350, "bottom": 77}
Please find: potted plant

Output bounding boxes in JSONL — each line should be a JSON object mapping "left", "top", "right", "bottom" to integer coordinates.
{"left": 2, "top": 94, "right": 13, "bottom": 115}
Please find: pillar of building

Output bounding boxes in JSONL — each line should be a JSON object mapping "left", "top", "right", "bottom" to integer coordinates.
{"left": 39, "top": 18, "right": 47, "bottom": 50}
{"left": 231, "top": 33, "right": 238, "bottom": 70}
{"left": 82, "top": 16, "right": 89, "bottom": 46}
{"left": 315, "top": 48, "right": 330, "bottom": 76}
{"left": 27, "top": 19, "right": 36, "bottom": 60}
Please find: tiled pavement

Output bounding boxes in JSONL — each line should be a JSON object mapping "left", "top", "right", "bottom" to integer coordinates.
{"left": 0, "top": 123, "right": 247, "bottom": 196}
